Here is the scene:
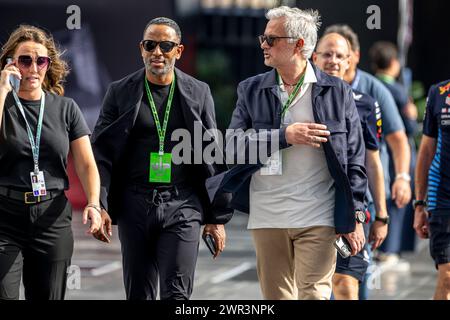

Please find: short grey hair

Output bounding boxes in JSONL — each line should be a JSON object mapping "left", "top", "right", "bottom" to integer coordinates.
{"left": 266, "top": 6, "right": 321, "bottom": 59}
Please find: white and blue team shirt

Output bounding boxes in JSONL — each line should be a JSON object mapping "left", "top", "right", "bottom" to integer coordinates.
{"left": 423, "top": 79, "right": 450, "bottom": 212}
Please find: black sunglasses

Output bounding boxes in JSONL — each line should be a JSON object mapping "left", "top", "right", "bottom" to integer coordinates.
{"left": 258, "top": 35, "right": 298, "bottom": 47}
{"left": 16, "top": 55, "right": 51, "bottom": 70}
{"left": 141, "top": 40, "right": 179, "bottom": 53}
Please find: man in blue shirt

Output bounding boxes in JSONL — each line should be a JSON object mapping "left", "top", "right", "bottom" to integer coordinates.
{"left": 324, "top": 24, "right": 411, "bottom": 299}
{"left": 324, "top": 25, "right": 411, "bottom": 212}
{"left": 369, "top": 41, "right": 418, "bottom": 139}
{"left": 415, "top": 79, "right": 450, "bottom": 300}
{"left": 369, "top": 41, "right": 419, "bottom": 256}
{"left": 313, "top": 32, "right": 388, "bottom": 300}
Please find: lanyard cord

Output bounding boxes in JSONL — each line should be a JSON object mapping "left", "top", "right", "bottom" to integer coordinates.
{"left": 12, "top": 90, "right": 45, "bottom": 173}
{"left": 144, "top": 74, "right": 176, "bottom": 155}
{"left": 279, "top": 71, "right": 306, "bottom": 117}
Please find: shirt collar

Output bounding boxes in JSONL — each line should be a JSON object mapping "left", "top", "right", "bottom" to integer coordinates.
{"left": 304, "top": 60, "right": 317, "bottom": 84}
{"left": 278, "top": 60, "right": 317, "bottom": 91}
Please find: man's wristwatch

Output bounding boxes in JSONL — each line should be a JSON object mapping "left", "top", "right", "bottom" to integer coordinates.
{"left": 375, "top": 215, "right": 390, "bottom": 225}
{"left": 413, "top": 199, "right": 427, "bottom": 209}
{"left": 395, "top": 172, "right": 411, "bottom": 182}
{"left": 355, "top": 210, "right": 369, "bottom": 224}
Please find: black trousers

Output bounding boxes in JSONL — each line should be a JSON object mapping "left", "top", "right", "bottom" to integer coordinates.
{"left": 0, "top": 193, "right": 73, "bottom": 300}
{"left": 118, "top": 185, "right": 203, "bottom": 300}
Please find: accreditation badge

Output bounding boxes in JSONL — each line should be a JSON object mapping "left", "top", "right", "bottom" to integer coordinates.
{"left": 149, "top": 152, "right": 172, "bottom": 183}
{"left": 30, "top": 171, "right": 47, "bottom": 196}
{"left": 260, "top": 151, "right": 282, "bottom": 176}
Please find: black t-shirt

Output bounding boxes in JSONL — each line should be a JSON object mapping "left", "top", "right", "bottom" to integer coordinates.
{"left": 122, "top": 80, "right": 189, "bottom": 187}
{"left": 0, "top": 92, "right": 90, "bottom": 191}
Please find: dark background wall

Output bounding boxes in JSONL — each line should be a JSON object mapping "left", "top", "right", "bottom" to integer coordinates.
{"left": 411, "top": 1, "right": 450, "bottom": 89}
{"left": 0, "top": 0, "right": 173, "bottom": 80}
{"left": 186, "top": 0, "right": 399, "bottom": 87}
{"left": 0, "top": 0, "right": 449, "bottom": 109}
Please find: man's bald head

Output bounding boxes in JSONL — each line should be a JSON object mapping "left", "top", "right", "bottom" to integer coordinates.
{"left": 316, "top": 32, "right": 350, "bottom": 56}
{"left": 313, "top": 32, "right": 351, "bottom": 79}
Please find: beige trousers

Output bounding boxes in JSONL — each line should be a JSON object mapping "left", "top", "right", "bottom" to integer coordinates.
{"left": 251, "top": 226, "right": 337, "bottom": 300}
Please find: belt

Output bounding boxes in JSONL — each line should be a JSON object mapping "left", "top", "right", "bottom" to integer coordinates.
{"left": 127, "top": 183, "right": 193, "bottom": 205}
{"left": 0, "top": 186, "right": 63, "bottom": 204}
{"left": 128, "top": 183, "right": 192, "bottom": 196}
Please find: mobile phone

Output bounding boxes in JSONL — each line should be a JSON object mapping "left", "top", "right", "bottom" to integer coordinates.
{"left": 101, "top": 226, "right": 111, "bottom": 242}
{"left": 202, "top": 233, "right": 217, "bottom": 256}
{"left": 334, "top": 236, "right": 352, "bottom": 259}
{"left": 6, "top": 58, "right": 20, "bottom": 92}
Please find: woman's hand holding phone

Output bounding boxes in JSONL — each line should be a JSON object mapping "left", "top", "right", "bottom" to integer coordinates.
{"left": 1, "top": 58, "right": 21, "bottom": 93}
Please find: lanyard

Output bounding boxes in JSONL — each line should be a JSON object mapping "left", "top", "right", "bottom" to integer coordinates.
{"left": 376, "top": 73, "right": 395, "bottom": 84}
{"left": 12, "top": 90, "right": 45, "bottom": 173}
{"left": 144, "top": 74, "right": 176, "bottom": 155}
{"left": 278, "top": 71, "right": 305, "bottom": 117}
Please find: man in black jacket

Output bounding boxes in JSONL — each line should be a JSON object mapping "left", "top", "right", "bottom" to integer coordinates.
{"left": 206, "top": 6, "right": 367, "bottom": 300}
{"left": 90, "top": 17, "right": 231, "bottom": 300}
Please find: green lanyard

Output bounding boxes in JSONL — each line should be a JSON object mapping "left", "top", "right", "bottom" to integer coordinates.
{"left": 144, "top": 74, "right": 176, "bottom": 155}
{"left": 12, "top": 90, "right": 45, "bottom": 174}
{"left": 279, "top": 71, "right": 305, "bottom": 117}
{"left": 376, "top": 73, "right": 395, "bottom": 84}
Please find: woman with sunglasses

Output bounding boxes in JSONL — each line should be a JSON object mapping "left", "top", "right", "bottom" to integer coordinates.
{"left": 0, "top": 25, "right": 102, "bottom": 300}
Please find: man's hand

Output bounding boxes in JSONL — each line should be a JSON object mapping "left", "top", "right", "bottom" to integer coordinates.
{"left": 285, "top": 122, "right": 330, "bottom": 148}
{"left": 83, "top": 205, "right": 102, "bottom": 234}
{"left": 391, "top": 178, "right": 412, "bottom": 208}
{"left": 203, "top": 224, "right": 226, "bottom": 258}
{"left": 413, "top": 206, "right": 429, "bottom": 239}
{"left": 369, "top": 220, "right": 388, "bottom": 250}
{"left": 341, "top": 223, "right": 365, "bottom": 256}
{"left": 93, "top": 209, "right": 113, "bottom": 243}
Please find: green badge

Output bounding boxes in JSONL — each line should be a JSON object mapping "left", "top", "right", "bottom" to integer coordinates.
{"left": 149, "top": 152, "right": 172, "bottom": 183}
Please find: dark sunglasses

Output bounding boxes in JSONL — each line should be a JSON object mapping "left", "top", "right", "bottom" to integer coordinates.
{"left": 258, "top": 35, "right": 298, "bottom": 47}
{"left": 141, "top": 40, "right": 179, "bottom": 53}
{"left": 16, "top": 55, "right": 51, "bottom": 70}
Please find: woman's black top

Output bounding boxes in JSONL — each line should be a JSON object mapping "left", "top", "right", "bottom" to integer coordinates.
{"left": 0, "top": 91, "right": 90, "bottom": 191}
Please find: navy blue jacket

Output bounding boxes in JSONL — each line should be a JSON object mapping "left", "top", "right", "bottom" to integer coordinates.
{"left": 206, "top": 64, "right": 367, "bottom": 234}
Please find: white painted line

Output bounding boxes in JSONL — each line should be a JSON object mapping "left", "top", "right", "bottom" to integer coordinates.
{"left": 211, "top": 262, "right": 255, "bottom": 284}
{"left": 91, "top": 261, "right": 122, "bottom": 277}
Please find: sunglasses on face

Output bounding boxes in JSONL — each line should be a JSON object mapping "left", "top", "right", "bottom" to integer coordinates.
{"left": 258, "top": 35, "right": 298, "bottom": 47}
{"left": 141, "top": 40, "right": 179, "bottom": 53}
{"left": 315, "top": 51, "right": 350, "bottom": 63}
{"left": 16, "top": 55, "right": 51, "bottom": 70}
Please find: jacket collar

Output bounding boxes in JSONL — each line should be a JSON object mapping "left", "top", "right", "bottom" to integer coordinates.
{"left": 125, "top": 67, "right": 202, "bottom": 134}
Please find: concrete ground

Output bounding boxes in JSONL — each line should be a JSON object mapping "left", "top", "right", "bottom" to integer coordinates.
{"left": 42, "top": 211, "right": 438, "bottom": 300}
